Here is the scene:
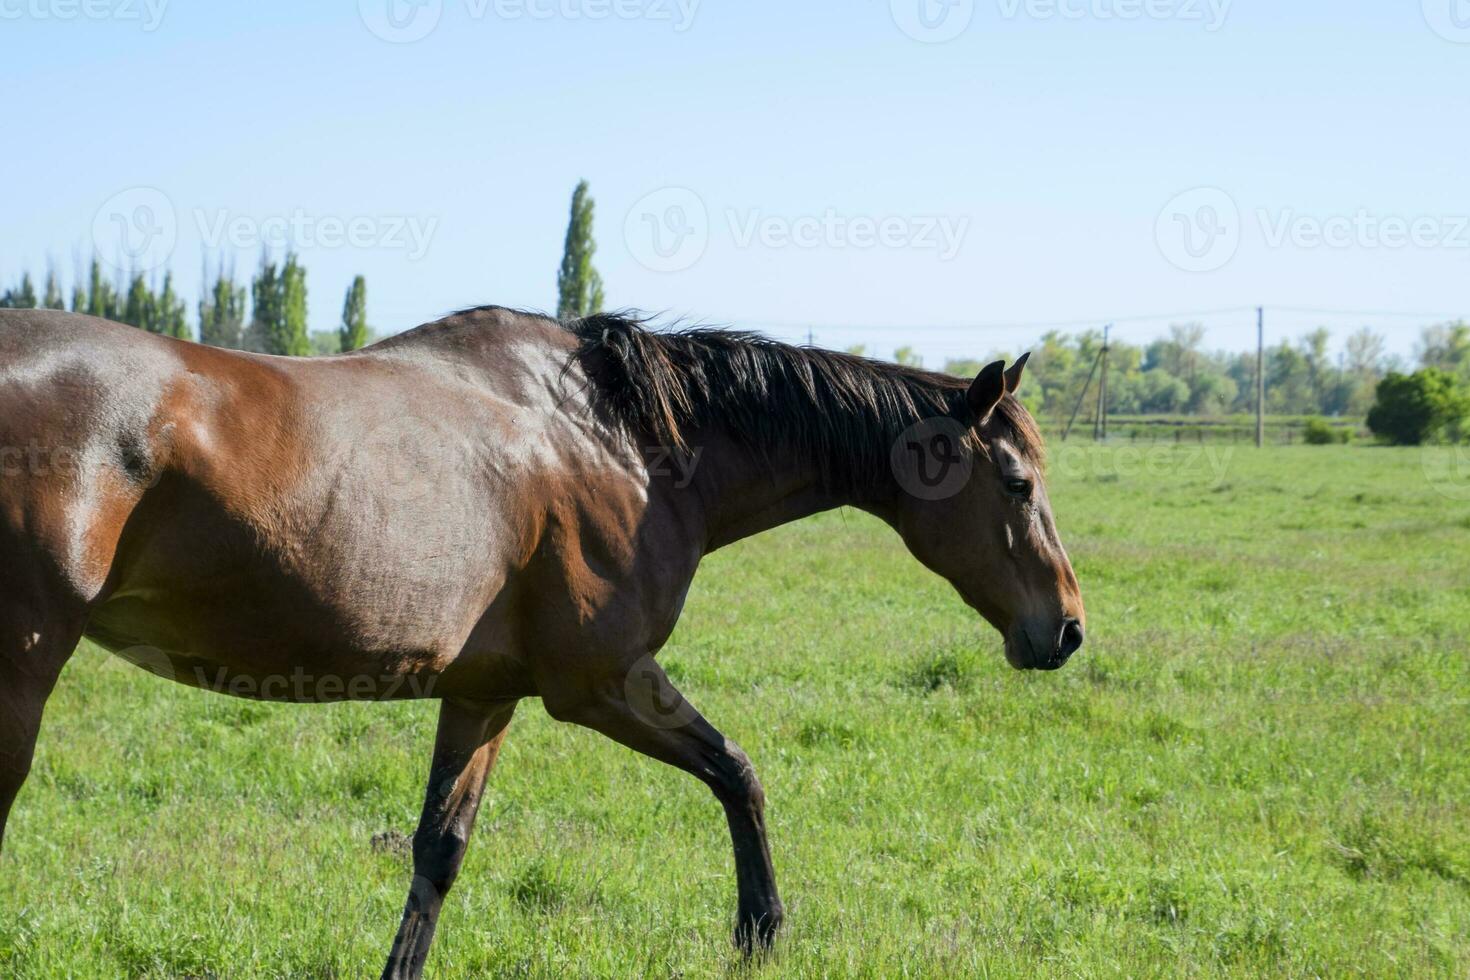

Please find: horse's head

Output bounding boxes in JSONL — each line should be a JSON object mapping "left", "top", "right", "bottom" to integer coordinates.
{"left": 889, "top": 355, "right": 1085, "bottom": 670}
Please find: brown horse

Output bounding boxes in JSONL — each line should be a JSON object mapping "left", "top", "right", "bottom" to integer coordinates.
{"left": 0, "top": 305, "right": 1084, "bottom": 978}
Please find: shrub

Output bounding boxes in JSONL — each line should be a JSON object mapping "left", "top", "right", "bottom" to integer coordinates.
{"left": 1366, "top": 369, "right": 1469, "bottom": 445}
{"left": 1302, "top": 418, "right": 1337, "bottom": 445}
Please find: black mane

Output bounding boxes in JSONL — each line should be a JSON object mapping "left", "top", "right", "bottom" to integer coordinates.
{"left": 562, "top": 311, "right": 1044, "bottom": 497}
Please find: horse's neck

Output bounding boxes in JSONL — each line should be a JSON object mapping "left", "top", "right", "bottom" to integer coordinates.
{"left": 686, "top": 434, "right": 892, "bottom": 552}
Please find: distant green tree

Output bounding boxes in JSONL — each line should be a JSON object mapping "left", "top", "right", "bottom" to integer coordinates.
{"left": 556, "top": 180, "right": 605, "bottom": 319}
{"left": 1344, "top": 328, "right": 1386, "bottom": 415}
{"left": 894, "top": 346, "right": 922, "bottom": 367}
{"left": 274, "top": 252, "right": 310, "bottom": 356}
{"left": 309, "top": 330, "right": 343, "bottom": 356}
{"left": 1144, "top": 322, "right": 1205, "bottom": 381}
{"left": 943, "top": 357, "right": 986, "bottom": 378}
{"left": 1366, "top": 369, "right": 1469, "bottom": 445}
{"left": 1417, "top": 322, "right": 1470, "bottom": 380}
{"left": 86, "top": 258, "right": 120, "bottom": 320}
{"left": 1266, "top": 342, "right": 1315, "bottom": 415}
{"left": 1185, "top": 371, "right": 1238, "bottom": 415}
{"left": 199, "top": 262, "right": 247, "bottom": 348}
{"left": 1346, "top": 328, "right": 1385, "bottom": 375}
{"left": 1300, "top": 327, "right": 1333, "bottom": 410}
{"left": 1136, "top": 371, "right": 1190, "bottom": 414}
{"left": 248, "top": 254, "right": 309, "bottom": 355}
{"left": 0, "top": 272, "right": 38, "bottom": 308}
{"left": 156, "top": 271, "right": 190, "bottom": 339}
{"left": 247, "top": 258, "right": 282, "bottom": 353}
{"left": 339, "top": 275, "right": 368, "bottom": 352}
{"left": 121, "top": 272, "right": 157, "bottom": 330}
{"left": 43, "top": 269, "right": 66, "bottom": 310}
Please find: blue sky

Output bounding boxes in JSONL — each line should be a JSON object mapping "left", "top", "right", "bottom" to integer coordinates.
{"left": 2, "top": 1, "right": 1467, "bottom": 364}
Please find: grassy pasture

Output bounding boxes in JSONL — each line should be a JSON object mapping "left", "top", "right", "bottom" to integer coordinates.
{"left": 2, "top": 445, "right": 1468, "bottom": 978}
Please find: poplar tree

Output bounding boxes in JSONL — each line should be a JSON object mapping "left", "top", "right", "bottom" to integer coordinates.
{"left": 340, "top": 275, "right": 368, "bottom": 351}
{"left": 248, "top": 254, "right": 309, "bottom": 355}
{"left": 122, "top": 272, "right": 156, "bottom": 330}
{"left": 200, "top": 261, "right": 247, "bottom": 348}
{"left": 556, "top": 180, "right": 605, "bottom": 319}
{"left": 43, "top": 269, "right": 65, "bottom": 310}
{"left": 87, "top": 258, "right": 120, "bottom": 321}
{"left": 157, "top": 271, "right": 190, "bottom": 340}
{"left": 247, "top": 258, "right": 281, "bottom": 353}
{"left": 0, "top": 272, "right": 38, "bottom": 308}
{"left": 276, "top": 252, "right": 310, "bottom": 356}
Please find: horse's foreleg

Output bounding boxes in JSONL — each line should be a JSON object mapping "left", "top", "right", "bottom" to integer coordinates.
{"left": 550, "top": 660, "right": 784, "bottom": 953}
{"left": 0, "top": 609, "right": 82, "bottom": 854}
{"left": 381, "top": 697, "right": 516, "bottom": 980}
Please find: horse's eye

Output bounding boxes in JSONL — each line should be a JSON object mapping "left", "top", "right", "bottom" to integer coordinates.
{"left": 1005, "top": 478, "right": 1031, "bottom": 497}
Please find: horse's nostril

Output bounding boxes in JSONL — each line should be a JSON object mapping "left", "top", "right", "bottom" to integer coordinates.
{"left": 1058, "top": 618, "right": 1084, "bottom": 658}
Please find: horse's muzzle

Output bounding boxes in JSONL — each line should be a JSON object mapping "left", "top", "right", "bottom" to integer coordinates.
{"left": 1007, "top": 617, "right": 1083, "bottom": 671}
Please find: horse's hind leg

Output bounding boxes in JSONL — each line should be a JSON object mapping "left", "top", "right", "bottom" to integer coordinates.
{"left": 0, "top": 599, "right": 84, "bottom": 853}
{"left": 381, "top": 697, "right": 517, "bottom": 980}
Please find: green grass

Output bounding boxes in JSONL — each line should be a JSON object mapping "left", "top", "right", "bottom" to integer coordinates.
{"left": 4, "top": 445, "right": 1469, "bottom": 977}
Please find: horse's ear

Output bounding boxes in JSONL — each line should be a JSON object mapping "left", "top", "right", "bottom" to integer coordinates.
{"left": 1004, "top": 352, "right": 1030, "bottom": 393}
{"left": 966, "top": 360, "right": 1007, "bottom": 426}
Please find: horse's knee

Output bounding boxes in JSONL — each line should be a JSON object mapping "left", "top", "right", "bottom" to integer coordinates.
{"left": 709, "top": 739, "right": 765, "bottom": 812}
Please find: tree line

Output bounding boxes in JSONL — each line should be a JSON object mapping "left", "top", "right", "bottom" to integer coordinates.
{"left": 860, "top": 320, "right": 1470, "bottom": 442}
{"left": 0, "top": 256, "right": 372, "bottom": 355}
{"left": 5, "top": 182, "right": 1464, "bottom": 442}
{"left": 0, "top": 180, "right": 609, "bottom": 355}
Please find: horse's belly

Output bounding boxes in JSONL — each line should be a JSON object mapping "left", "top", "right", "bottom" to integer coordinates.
{"left": 85, "top": 587, "right": 446, "bottom": 699}
{"left": 99, "top": 638, "right": 447, "bottom": 702}
{"left": 85, "top": 532, "right": 526, "bottom": 703}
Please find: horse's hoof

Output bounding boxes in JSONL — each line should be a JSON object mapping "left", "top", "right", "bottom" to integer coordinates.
{"left": 734, "top": 905, "right": 784, "bottom": 956}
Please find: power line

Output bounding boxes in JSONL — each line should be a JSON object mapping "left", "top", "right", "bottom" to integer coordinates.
{"left": 725, "top": 305, "right": 1463, "bottom": 336}
{"left": 1266, "top": 306, "right": 1468, "bottom": 320}
{"left": 730, "top": 307, "right": 1256, "bottom": 334}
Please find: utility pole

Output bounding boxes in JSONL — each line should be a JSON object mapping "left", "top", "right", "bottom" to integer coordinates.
{"left": 1063, "top": 345, "right": 1104, "bottom": 442}
{"left": 1095, "top": 323, "right": 1111, "bottom": 441}
{"left": 1255, "top": 306, "right": 1265, "bottom": 448}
